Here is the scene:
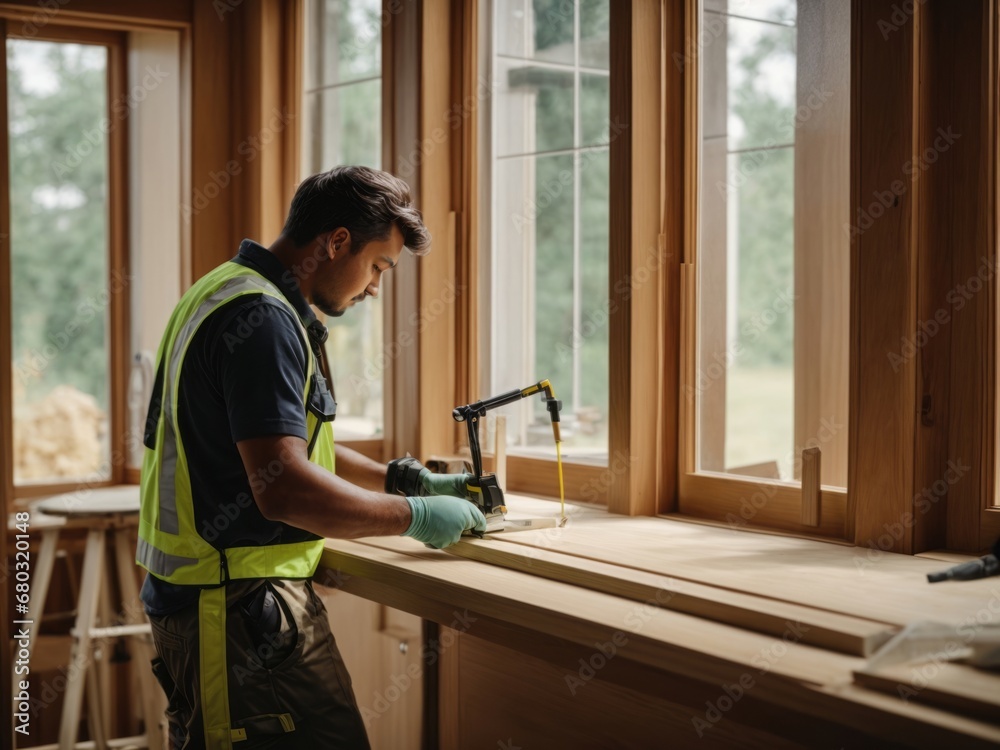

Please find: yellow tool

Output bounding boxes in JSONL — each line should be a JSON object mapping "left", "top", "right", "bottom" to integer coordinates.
{"left": 452, "top": 379, "right": 566, "bottom": 535}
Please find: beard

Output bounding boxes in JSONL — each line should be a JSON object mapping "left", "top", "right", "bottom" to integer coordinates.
{"left": 314, "top": 291, "right": 347, "bottom": 317}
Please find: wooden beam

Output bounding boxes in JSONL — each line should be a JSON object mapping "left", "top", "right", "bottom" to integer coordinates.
{"left": 417, "top": 0, "right": 456, "bottom": 460}
{"left": 608, "top": 0, "right": 663, "bottom": 516}
{"left": 383, "top": 0, "right": 422, "bottom": 460}
{"left": 189, "top": 0, "right": 236, "bottom": 280}
{"left": 848, "top": 0, "right": 920, "bottom": 553}
{"left": 0, "top": 0, "right": 193, "bottom": 28}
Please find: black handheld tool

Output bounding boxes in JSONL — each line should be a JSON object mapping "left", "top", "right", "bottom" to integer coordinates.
{"left": 927, "top": 538, "right": 1000, "bottom": 583}
{"left": 452, "top": 380, "right": 562, "bottom": 536}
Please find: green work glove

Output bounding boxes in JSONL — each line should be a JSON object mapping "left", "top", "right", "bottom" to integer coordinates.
{"left": 418, "top": 469, "right": 473, "bottom": 500}
{"left": 402, "top": 495, "right": 487, "bottom": 549}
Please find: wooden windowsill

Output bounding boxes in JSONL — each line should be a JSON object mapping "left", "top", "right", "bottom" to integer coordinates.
{"left": 318, "top": 494, "right": 1000, "bottom": 747}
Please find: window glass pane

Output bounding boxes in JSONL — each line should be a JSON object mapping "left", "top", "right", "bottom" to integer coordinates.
{"left": 489, "top": 0, "right": 610, "bottom": 462}
{"left": 705, "top": 0, "right": 797, "bottom": 26}
{"left": 696, "top": 0, "right": 849, "bottom": 487}
{"left": 8, "top": 40, "right": 111, "bottom": 484}
{"left": 726, "top": 15, "right": 796, "bottom": 152}
{"left": 495, "top": 59, "right": 574, "bottom": 157}
{"left": 303, "top": 0, "right": 383, "bottom": 439}
{"left": 496, "top": 0, "right": 575, "bottom": 65}
{"left": 579, "top": 0, "right": 610, "bottom": 69}
{"left": 579, "top": 73, "right": 609, "bottom": 147}
{"left": 305, "top": 0, "right": 381, "bottom": 90}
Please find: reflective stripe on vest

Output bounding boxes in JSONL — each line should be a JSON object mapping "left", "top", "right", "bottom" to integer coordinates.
{"left": 136, "top": 263, "right": 333, "bottom": 587}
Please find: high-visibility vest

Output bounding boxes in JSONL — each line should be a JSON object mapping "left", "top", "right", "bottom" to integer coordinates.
{"left": 136, "top": 261, "right": 335, "bottom": 748}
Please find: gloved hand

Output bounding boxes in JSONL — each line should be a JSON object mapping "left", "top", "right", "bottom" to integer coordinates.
{"left": 418, "top": 469, "right": 473, "bottom": 500}
{"left": 402, "top": 495, "right": 487, "bottom": 549}
{"left": 386, "top": 456, "right": 472, "bottom": 500}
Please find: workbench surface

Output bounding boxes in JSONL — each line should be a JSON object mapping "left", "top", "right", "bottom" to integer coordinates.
{"left": 318, "top": 495, "right": 1000, "bottom": 748}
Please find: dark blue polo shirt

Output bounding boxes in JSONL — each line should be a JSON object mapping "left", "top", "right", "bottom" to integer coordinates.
{"left": 140, "top": 240, "right": 323, "bottom": 616}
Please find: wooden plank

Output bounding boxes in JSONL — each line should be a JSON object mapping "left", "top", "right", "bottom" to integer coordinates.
{"left": 848, "top": 0, "right": 920, "bottom": 553}
{"left": 801, "top": 447, "right": 821, "bottom": 527}
{"left": 854, "top": 662, "right": 1000, "bottom": 724}
{"left": 445, "top": 534, "right": 895, "bottom": 657}
{"left": 608, "top": 0, "right": 662, "bottom": 517}
{"left": 327, "top": 536, "right": 859, "bottom": 689}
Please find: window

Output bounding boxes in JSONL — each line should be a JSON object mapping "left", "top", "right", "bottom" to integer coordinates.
{"left": 6, "top": 32, "right": 128, "bottom": 494}
{"left": 302, "top": 0, "right": 384, "bottom": 440}
{"left": 483, "top": 0, "right": 611, "bottom": 463}
{"left": 681, "top": 0, "right": 850, "bottom": 528}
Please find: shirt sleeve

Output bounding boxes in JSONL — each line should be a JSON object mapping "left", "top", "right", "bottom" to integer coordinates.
{"left": 210, "top": 297, "right": 310, "bottom": 443}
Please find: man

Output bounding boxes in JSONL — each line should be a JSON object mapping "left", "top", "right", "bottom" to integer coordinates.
{"left": 137, "top": 166, "right": 486, "bottom": 749}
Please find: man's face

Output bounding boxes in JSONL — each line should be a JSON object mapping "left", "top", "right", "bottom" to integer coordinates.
{"left": 312, "top": 224, "right": 404, "bottom": 317}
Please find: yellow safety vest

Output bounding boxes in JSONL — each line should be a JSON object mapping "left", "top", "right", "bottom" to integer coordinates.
{"left": 136, "top": 261, "right": 335, "bottom": 748}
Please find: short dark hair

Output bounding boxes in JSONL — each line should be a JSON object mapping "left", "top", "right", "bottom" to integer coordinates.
{"left": 282, "top": 166, "right": 431, "bottom": 255}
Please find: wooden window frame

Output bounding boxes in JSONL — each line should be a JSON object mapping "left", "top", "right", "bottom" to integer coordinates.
{"left": 405, "top": 0, "right": 1000, "bottom": 552}
{"left": 2, "top": 23, "right": 131, "bottom": 504}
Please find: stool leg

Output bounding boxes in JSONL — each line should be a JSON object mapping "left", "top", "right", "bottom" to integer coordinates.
{"left": 86, "top": 663, "right": 108, "bottom": 750}
{"left": 11, "top": 527, "right": 59, "bottom": 746}
{"left": 59, "top": 528, "right": 104, "bottom": 750}
{"left": 114, "top": 528, "right": 163, "bottom": 749}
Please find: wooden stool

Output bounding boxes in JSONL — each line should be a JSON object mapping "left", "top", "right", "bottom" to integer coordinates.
{"left": 16, "top": 486, "right": 163, "bottom": 750}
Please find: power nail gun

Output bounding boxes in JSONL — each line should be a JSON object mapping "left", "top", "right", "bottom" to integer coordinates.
{"left": 452, "top": 379, "right": 565, "bottom": 536}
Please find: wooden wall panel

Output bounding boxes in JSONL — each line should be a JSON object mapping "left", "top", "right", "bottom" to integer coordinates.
{"left": 848, "top": 0, "right": 919, "bottom": 553}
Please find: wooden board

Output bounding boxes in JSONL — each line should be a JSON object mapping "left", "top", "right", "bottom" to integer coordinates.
{"left": 447, "top": 533, "right": 894, "bottom": 657}
{"left": 854, "top": 662, "right": 1000, "bottom": 724}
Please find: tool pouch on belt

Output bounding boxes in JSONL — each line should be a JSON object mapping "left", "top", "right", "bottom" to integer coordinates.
{"left": 238, "top": 582, "right": 297, "bottom": 670}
